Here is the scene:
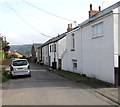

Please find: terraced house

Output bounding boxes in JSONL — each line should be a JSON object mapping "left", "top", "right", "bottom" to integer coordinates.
{"left": 37, "top": 1, "right": 120, "bottom": 84}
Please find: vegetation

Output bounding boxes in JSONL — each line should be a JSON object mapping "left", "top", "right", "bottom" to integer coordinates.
{"left": 8, "top": 54, "right": 18, "bottom": 59}
{"left": 55, "top": 70, "right": 117, "bottom": 88}
{"left": 0, "top": 36, "right": 10, "bottom": 59}
{"left": 10, "top": 44, "right": 32, "bottom": 56}
{"left": 0, "top": 66, "right": 9, "bottom": 83}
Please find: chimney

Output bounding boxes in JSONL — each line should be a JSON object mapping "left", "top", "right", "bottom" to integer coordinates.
{"left": 89, "top": 4, "right": 101, "bottom": 18}
{"left": 67, "top": 23, "right": 72, "bottom": 31}
{"left": 99, "top": 6, "right": 101, "bottom": 11}
{"left": 90, "top": 4, "right": 92, "bottom": 10}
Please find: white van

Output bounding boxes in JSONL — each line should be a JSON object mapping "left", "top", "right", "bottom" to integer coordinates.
{"left": 10, "top": 59, "right": 31, "bottom": 77}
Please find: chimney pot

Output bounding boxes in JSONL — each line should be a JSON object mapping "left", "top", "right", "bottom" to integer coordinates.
{"left": 89, "top": 4, "right": 101, "bottom": 18}
{"left": 90, "top": 4, "right": 92, "bottom": 10}
{"left": 99, "top": 6, "right": 101, "bottom": 11}
{"left": 67, "top": 23, "right": 72, "bottom": 31}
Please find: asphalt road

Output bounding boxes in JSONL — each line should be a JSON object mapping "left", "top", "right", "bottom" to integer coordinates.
{"left": 2, "top": 63, "right": 117, "bottom": 105}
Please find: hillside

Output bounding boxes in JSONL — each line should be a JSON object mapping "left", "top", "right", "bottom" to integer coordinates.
{"left": 10, "top": 44, "right": 32, "bottom": 56}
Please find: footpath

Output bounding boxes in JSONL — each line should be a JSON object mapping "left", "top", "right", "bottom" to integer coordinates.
{"left": 47, "top": 67, "right": 119, "bottom": 105}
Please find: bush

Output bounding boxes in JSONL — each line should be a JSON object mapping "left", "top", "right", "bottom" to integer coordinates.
{"left": 2, "top": 75, "right": 8, "bottom": 82}
{"left": 0, "top": 66, "right": 9, "bottom": 83}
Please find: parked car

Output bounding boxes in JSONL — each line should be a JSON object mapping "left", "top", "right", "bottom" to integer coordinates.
{"left": 10, "top": 59, "right": 31, "bottom": 78}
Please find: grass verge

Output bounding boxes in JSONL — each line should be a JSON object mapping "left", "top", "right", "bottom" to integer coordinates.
{"left": 0, "top": 66, "right": 9, "bottom": 83}
{"left": 55, "top": 69, "right": 118, "bottom": 88}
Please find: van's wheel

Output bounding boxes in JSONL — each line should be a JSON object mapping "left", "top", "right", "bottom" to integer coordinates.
{"left": 28, "top": 74, "right": 31, "bottom": 77}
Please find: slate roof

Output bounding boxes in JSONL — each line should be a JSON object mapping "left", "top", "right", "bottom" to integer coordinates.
{"left": 33, "top": 43, "right": 43, "bottom": 51}
{"left": 41, "top": 26, "right": 79, "bottom": 47}
{"left": 41, "top": 1, "right": 120, "bottom": 47}
{"left": 78, "top": 1, "right": 120, "bottom": 27}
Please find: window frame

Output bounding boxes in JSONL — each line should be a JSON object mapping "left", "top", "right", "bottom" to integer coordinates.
{"left": 71, "top": 33, "right": 75, "bottom": 51}
{"left": 54, "top": 43, "right": 56, "bottom": 52}
{"left": 50, "top": 45, "right": 52, "bottom": 52}
{"left": 72, "top": 59, "right": 77, "bottom": 69}
{"left": 92, "top": 22, "right": 104, "bottom": 38}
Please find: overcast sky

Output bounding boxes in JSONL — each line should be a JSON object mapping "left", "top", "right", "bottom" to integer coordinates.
{"left": 0, "top": 0, "right": 119, "bottom": 45}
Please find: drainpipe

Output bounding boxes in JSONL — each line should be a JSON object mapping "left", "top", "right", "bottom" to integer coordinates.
{"left": 54, "top": 42, "right": 56, "bottom": 62}
{"left": 80, "top": 26, "right": 83, "bottom": 74}
{"left": 53, "top": 42, "right": 56, "bottom": 69}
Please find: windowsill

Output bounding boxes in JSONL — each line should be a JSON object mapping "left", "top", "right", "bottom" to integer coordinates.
{"left": 71, "top": 49, "right": 75, "bottom": 51}
{"left": 92, "top": 35, "right": 104, "bottom": 39}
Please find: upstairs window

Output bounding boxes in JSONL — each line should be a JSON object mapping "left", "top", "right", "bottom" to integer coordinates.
{"left": 71, "top": 33, "right": 75, "bottom": 51}
{"left": 50, "top": 45, "right": 52, "bottom": 52}
{"left": 52, "top": 44, "right": 54, "bottom": 52}
{"left": 54, "top": 44, "right": 56, "bottom": 52}
{"left": 92, "top": 22, "right": 103, "bottom": 37}
{"left": 51, "top": 43, "right": 56, "bottom": 52}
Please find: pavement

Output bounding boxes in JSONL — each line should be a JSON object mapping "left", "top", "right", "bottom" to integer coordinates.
{"left": 48, "top": 68, "right": 120, "bottom": 105}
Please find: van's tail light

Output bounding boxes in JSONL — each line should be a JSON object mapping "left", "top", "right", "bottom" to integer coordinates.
{"left": 28, "top": 65, "right": 30, "bottom": 69}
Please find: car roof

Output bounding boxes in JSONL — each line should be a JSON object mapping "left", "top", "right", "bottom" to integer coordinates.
{"left": 12, "top": 58, "right": 27, "bottom": 61}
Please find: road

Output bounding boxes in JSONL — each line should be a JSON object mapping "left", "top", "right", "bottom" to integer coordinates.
{"left": 2, "top": 63, "right": 117, "bottom": 105}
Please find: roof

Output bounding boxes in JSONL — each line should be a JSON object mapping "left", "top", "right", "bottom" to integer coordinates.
{"left": 32, "top": 43, "right": 43, "bottom": 51}
{"left": 12, "top": 58, "right": 27, "bottom": 61}
{"left": 41, "top": 1, "right": 120, "bottom": 47}
{"left": 41, "top": 26, "right": 79, "bottom": 47}
{"left": 13, "top": 51, "right": 23, "bottom": 55}
{"left": 78, "top": 1, "right": 120, "bottom": 27}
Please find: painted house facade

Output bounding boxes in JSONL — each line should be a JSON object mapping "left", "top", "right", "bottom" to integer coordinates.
{"left": 36, "top": 46, "right": 42, "bottom": 64}
{"left": 31, "top": 43, "right": 42, "bottom": 63}
{"left": 40, "top": 1, "right": 120, "bottom": 84}
{"left": 42, "top": 45, "right": 49, "bottom": 65}
{"left": 41, "top": 33, "right": 67, "bottom": 69}
{"left": 62, "top": 2, "right": 120, "bottom": 84}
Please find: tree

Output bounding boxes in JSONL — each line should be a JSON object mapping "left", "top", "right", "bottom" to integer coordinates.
{"left": 9, "top": 54, "right": 18, "bottom": 59}
{"left": 0, "top": 36, "right": 10, "bottom": 59}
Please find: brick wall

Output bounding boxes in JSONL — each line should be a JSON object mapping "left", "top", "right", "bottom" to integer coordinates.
{"left": 2, "top": 59, "right": 12, "bottom": 65}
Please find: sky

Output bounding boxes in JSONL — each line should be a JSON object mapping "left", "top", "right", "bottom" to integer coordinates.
{"left": 0, "top": 0, "right": 119, "bottom": 45}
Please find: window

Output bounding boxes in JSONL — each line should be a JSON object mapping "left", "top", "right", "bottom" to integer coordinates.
{"left": 51, "top": 43, "right": 56, "bottom": 52}
{"left": 46, "top": 47, "right": 48, "bottom": 54}
{"left": 71, "top": 33, "right": 75, "bottom": 51}
{"left": 92, "top": 22, "right": 103, "bottom": 37}
{"left": 50, "top": 45, "right": 51, "bottom": 52}
{"left": 72, "top": 59, "right": 77, "bottom": 69}
{"left": 52, "top": 44, "right": 54, "bottom": 52}
{"left": 54, "top": 44, "right": 56, "bottom": 52}
{"left": 13, "top": 60, "right": 28, "bottom": 66}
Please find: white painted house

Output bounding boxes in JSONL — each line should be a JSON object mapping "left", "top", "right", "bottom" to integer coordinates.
{"left": 62, "top": 2, "right": 120, "bottom": 84}
{"left": 40, "top": 1, "right": 120, "bottom": 84}
{"left": 41, "top": 33, "right": 67, "bottom": 69}
{"left": 42, "top": 45, "right": 49, "bottom": 66}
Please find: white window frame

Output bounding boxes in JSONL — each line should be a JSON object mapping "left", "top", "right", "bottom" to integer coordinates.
{"left": 72, "top": 59, "right": 77, "bottom": 69}
{"left": 92, "top": 22, "right": 103, "bottom": 38}
{"left": 71, "top": 33, "right": 75, "bottom": 51}
{"left": 50, "top": 45, "right": 52, "bottom": 52}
